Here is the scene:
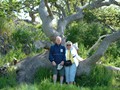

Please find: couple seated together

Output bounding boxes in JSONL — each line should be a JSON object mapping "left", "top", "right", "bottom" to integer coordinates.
{"left": 49, "top": 36, "right": 83, "bottom": 85}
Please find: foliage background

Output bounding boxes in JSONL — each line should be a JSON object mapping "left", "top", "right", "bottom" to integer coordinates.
{"left": 0, "top": 0, "right": 120, "bottom": 90}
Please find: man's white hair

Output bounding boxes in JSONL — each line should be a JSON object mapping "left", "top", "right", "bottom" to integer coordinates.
{"left": 56, "top": 36, "right": 62, "bottom": 41}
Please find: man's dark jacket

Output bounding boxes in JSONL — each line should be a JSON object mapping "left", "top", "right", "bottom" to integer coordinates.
{"left": 49, "top": 44, "right": 66, "bottom": 64}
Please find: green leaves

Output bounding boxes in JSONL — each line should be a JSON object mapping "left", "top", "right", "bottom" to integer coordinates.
{"left": 76, "top": 65, "right": 114, "bottom": 87}
{"left": 94, "top": 7, "right": 120, "bottom": 28}
{"left": 65, "top": 21, "right": 109, "bottom": 48}
{"left": 49, "top": 0, "right": 57, "bottom": 3}
{"left": 12, "top": 28, "right": 31, "bottom": 44}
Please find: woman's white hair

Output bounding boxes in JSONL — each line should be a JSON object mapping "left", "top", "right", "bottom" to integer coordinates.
{"left": 66, "top": 41, "right": 73, "bottom": 45}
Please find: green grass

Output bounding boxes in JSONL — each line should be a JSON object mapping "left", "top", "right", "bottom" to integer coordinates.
{"left": 0, "top": 65, "right": 120, "bottom": 90}
{"left": 0, "top": 49, "right": 27, "bottom": 66}
{"left": 1, "top": 79, "right": 80, "bottom": 90}
{"left": 33, "top": 68, "right": 52, "bottom": 83}
{"left": 0, "top": 68, "right": 17, "bottom": 89}
{"left": 76, "top": 65, "right": 120, "bottom": 87}
{"left": 1, "top": 79, "right": 120, "bottom": 90}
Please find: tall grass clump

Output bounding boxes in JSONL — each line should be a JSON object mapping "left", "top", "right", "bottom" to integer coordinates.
{"left": 37, "top": 79, "right": 81, "bottom": 90}
{"left": 76, "top": 65, "right": 115, "bottom": 87}
{"left": 0, "top": 49, "right": 26, "bottom": 65}
{"left": 11, "top": 22, "right": 50, "bottom": 55}
{"left": 78, "top": 44, "right": 88, "bottom": 58}
{"left": 33, "top": 68, "right": 52, "bottom": 83}
{"left": 114, "top": 71, "right": 120, "bottom": 87}
{"left": 2, "top": 79, "right": 82, "bottom": 90}
{"left": 0, "top": 68, "right": 17, "bottom": 89}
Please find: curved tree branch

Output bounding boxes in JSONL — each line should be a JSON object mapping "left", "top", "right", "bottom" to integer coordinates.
{"left": 82, "top": 0, "right": 120, "bottom": 10}
{"left": 106, "top": 24, "right": 117, "bottom": 32}
{"left": 87, "top": 34, "right": 109, "bottom": 56}
{"left": 57, "top": 7, "right": 83, "bottom": 35}
{"left": 65, "top": 0, "right": 71, "bottom": 13}
{"left": 34, "top": 40, "right": 52, "bottom": 50}
{"left": 44, "top": 0, "right": 54, "bottom": 18}
{"left": 38, "top": 0, "right": 60, "bottom": 41}
{"left": 57, "top": 0, "right": 120, "bottom": 35}
{"left": 87, "top": 30, "right": 120, "bottom": 65}
{"left": 29, "top": 11, "right": 36, "bottom": 22}
{"left": 65, "top": 8, "right": 84, "bottom": 25}
{"left": 87, "top": 24, "right": 118, "bottom": 56}
{"left": 105, "top": 65, "right": 120, "bottom": 71}
{"left": 54, "top": 2, "right": 66, "bottom": 18}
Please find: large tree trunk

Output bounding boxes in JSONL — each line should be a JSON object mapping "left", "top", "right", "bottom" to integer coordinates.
{"left": 16, "top": 0, "right": 120, "bottom": 83}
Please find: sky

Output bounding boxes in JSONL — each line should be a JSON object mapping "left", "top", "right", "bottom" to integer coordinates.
{"left": 16, "top": 0, "right": 120, "bottom": 23}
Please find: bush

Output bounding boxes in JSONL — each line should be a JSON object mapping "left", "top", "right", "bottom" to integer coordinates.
{"left": 65, "top": 21, "right": 110, "bottom": 48}
{"left": 11, "top": 22, "right": 49, "bottom": 54}
{"left": 33, "top": 68, "right": 52, "bottom": 83}
{"left": 76, "top": 65, "right": 114, "bottom": 87}
{"left": 0, "top": 68, "right": 17, "bottom": 89}
{"left": 0, "top": 49, "right": 26, "bottom": 65}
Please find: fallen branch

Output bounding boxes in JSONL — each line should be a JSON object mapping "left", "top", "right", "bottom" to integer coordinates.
{"left": 105, "top": 65, "right": 120, "bottom": 71}
{"left": 34, "top": 40, "right": 52, "bottom": 50}
{"left": 87, "top": 34, "right": 109, "bottom": 56}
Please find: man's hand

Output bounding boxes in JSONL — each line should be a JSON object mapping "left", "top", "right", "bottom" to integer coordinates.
{"left": 52, "top": 61, "right": 56, "bottom": 66}
{"left": 60, "top": 61, "right": 64, "bottom": 66}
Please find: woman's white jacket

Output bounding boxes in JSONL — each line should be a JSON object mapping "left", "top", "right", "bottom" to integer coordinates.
{"left": 66, "top": 47, "right": 83, "bottom": 67}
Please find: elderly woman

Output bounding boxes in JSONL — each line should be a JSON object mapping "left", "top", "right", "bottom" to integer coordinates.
{"left": 65, "top": 41, "right": 83, "bottom": 84}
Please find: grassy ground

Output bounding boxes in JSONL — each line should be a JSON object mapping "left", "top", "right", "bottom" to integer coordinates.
{"left": 0, "top": 79, "right": 120, "bottom": 90}
{"left": 0, "top": 65, "right": 120, "bottom": 90}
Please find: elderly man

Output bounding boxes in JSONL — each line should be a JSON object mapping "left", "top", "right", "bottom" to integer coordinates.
{"left": 49, "top": 36, "right": 66, "bottom": 85}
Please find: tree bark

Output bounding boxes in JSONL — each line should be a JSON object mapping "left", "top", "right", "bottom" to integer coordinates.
{"left": 16, "top": 51, "right": 52, "bottom": 83}
{"left": 87, "top": 31, "right": 120, "bottom": 65}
